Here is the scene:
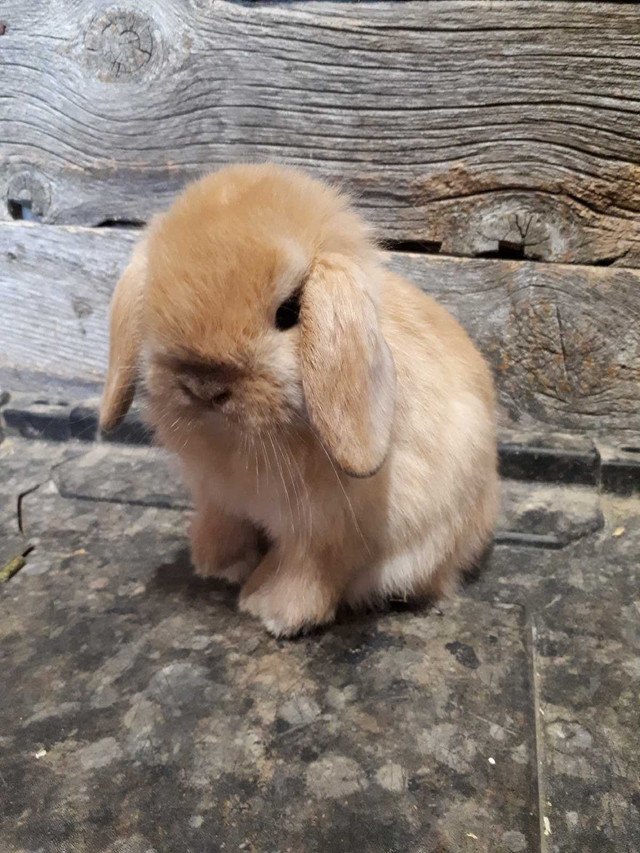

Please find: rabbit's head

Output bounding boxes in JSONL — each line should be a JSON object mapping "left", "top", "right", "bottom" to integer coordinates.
{"left": 100, "top": 164, "right": 396, "bottom": 477}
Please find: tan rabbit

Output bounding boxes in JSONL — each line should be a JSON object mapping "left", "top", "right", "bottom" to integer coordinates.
{"left": 100, "top": 163, "right": 499, "bottom": 636}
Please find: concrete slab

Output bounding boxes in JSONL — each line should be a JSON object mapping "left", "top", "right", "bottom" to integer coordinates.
{"left": 0, "top": 439, "right": 638, "bottom": 852}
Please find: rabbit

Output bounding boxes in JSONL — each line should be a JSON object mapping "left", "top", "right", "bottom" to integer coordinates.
{"left": 100, "top": 163, "right": 499, "bottom": 637}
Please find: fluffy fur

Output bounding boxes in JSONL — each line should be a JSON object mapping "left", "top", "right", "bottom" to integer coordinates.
{"left": 100, "top": 163, "right": 499, "bottom": 636}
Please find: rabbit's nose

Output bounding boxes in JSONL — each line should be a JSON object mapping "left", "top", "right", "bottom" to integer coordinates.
{"left": 208, "top": 385, "right": 232, "bottom": 407}
{"left": 198, "top": 378, "right": 233, "bottom": 408}
{"left": 174, "top": 357, "right": 241, "bottom": 408}
{"left": 179, "top": 377, "right": 232, "bottom": 408}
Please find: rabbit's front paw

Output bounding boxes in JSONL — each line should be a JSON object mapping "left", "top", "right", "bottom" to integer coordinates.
{"left": 190, "top": 510, "right": 260, "bottom": 585}
{"left": 238, "top": 555, "right": 337, "bottom": 637}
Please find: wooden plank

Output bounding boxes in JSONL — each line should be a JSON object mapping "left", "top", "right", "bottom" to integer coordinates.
{"left": 0, "top": 2, "right": 639, "bottom": 265}
{"left": 0, "top": 223, "right": 137, "bottom": 388}
{"left": 2, "top": 222, "right": 639, "bottom": 433}
{"left": 389, "top": 252, "right": 640, "bottom": 434}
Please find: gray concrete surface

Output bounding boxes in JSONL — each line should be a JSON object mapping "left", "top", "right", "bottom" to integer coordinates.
{"left": 1, "top": 437, "right": 638, "bottom": 853}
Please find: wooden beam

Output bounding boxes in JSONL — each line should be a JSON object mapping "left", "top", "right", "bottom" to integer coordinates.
{"left": 1, "top": 2, "right": 639, "bottom": 265}
{"left": 2, "top": 222, "right": 638, "bottom": 433}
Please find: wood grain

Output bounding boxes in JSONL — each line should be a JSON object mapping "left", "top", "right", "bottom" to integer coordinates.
{"left": 0, "top": 223, "right": 137, "bottom": 388}
{"left": 2, "top": 222, "right": 638, "bottom": 433}
{"left": 388, "top": 252, "right": 640, "bottom": 434}
{"left": 1, "top": 2, "right": 639, "bottom": 265}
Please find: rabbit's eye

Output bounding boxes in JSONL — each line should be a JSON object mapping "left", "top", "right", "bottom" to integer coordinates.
{"left": 275, "top": 291, "right": 301, "bottom": 331}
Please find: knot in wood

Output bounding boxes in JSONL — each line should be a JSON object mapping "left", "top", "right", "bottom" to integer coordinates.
{"left": 85, "top": 9, "right": 154, "bottom": 80}
{"left": 502, "top": 288, "right": 618, "bottom": 413}
{"left": 7, "top": 171, "right": 51, "bottom": 221}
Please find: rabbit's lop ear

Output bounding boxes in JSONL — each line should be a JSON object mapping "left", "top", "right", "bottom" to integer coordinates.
{"left": 300, "top": 254, "right": 396, "bottom": 478}
{"left": 99, "top": 241, "right": 148, "bottom": 431}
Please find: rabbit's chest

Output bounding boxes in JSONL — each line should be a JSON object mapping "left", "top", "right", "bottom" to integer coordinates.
{"left": 182, "top": 440, "right": 301, "bottom": 537}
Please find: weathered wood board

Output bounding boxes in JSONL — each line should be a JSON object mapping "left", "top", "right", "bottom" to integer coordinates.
{"left": 389, "top": 253, "right": 640, "bottom": 434}
{"left": 1, "top": 1, "right": 639, "bottom": 265}
{"left": 2, "top": 222, "right": 638, "bottom": 433}
{"left": 0, "top": 224, "right": 137, "bottom": 389}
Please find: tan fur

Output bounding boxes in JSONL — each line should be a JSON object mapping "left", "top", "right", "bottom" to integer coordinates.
{"left": 301, "top": 253, "right": 396, "bottom": 477}
{"left": 100, "top": 240, "right": 148, "bottom": 431}
{"left": 100, "top": 163, "right": 499, "bottom": 637}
